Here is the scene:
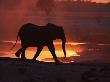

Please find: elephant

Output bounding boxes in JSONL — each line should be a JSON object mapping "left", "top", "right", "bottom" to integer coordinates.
{"left": 11, "top": 23, "right": 66, "bottom": 63}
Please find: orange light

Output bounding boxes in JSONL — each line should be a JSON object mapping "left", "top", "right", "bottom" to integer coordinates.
{"left": 2, "top": 41, "right": 82, "bottom": 62}
{"left": 25, "top": 49, "right": 79, "bottom": 61}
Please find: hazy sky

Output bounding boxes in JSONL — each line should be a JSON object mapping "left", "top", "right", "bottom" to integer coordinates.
{"left": 0, "top": 0, "right": 110, "bottom": 41}
{"left": 93, "top": 0, "right": 110, "bottom": 3}
{"left": 56, "top": 0, "right": 110, "bottom": 3}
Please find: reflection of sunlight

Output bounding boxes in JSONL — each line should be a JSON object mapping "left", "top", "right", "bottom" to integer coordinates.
{"left": 1, "top": 41, "right": 82, "bottom": 62}
{"left": 25, "top": 50, "right": 79, "bottom": 61}
{"left": 67, "top": 50, "right": 79, "bottom": 56}
{"left": 3, "top": 40, "right": 86, "bottom": 46}
{"left": 3, "top": 41, "right": 21, "bottom": 44}
{"left": 0, "top": 51, "right": 16, "bottom": 58}
{"left": 0, "top": 50, "right": 80, "bottom": 63}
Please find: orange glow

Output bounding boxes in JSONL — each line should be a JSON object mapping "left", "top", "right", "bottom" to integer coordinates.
{"left": 25, "top": 49, "right": 79, "bottom": 61}
{"left": 0, "top": 47, "right": 79, "bottom": 63}
{"left": 3, "top": 40, "right": 86, "bottom": 45}
{"left": 92, "top": 0, "right": 110, "bottom": 3}
{"left": 55, "top": 0, "right": 110, "bottom": 3}
{"left": 2, "top": 41, "right": 83, "bottom": 62}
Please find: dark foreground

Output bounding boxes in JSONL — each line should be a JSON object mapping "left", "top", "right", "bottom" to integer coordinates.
{"left": 0, "top": 57, "right": 110, "bottom": 82}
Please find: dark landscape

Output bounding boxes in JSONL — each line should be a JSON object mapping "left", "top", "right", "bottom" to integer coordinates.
{"left": 0, "top": 57, "right": 110, "bottom": 82}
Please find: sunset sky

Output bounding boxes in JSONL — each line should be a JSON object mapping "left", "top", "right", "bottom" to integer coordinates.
{"left": 55, "top": 0, "right": 110, "bottom": 3}
{"left": 93, "top": 0, "right": 110, "bottom": 3}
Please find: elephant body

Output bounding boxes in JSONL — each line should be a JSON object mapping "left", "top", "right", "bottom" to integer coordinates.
{"left": 19, "top": 23, "right": 57, "bottom": 47}
{"left": 13, "top": 23, "right": 66, "bottom": 63}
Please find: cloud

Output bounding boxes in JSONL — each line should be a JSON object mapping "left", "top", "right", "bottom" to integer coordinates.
{"left": 0, "top": 0, "right": 22, "bottom": 10}
{"left": 36, "top": 0, "right": 55, "bottom": 14}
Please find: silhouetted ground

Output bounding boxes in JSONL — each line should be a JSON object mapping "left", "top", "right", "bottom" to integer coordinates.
{"left": 0, "top": 57, "right": 110, "bottom": 82}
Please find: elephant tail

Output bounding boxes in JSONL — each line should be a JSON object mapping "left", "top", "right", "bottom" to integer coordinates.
{"left": 10, "top": 34, "right": 19, "bottom": 50}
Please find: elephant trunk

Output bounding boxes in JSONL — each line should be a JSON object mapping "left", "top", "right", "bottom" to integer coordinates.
{"left": 62, "top": 37, "right": 66, "bottom": 58}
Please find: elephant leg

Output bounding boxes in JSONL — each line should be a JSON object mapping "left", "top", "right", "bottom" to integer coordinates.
{"left": 21, "top": 47, "right": 27, "bottom": 60}
{"left": 47, "top": 43, "right": 60, "bottom": 63}
{"left": 32, "top": 46, "right": 43, "bottom": 61}
{"left": 15, "top": 48, "right": 24, "bottom": 57}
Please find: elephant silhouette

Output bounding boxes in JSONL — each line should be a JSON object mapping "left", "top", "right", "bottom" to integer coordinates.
{"left": 11, "top": 23, "right": 66, "bottom": 63}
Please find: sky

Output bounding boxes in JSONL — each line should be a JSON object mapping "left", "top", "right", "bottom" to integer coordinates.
{"left": 93, "top": 0, "right": 110, "bottom": 3}
{"left": 55, "top": 0, "right": 110, "bottom": 3}
{"left": 0, "top": 0, "right": 110, "bottom": 41}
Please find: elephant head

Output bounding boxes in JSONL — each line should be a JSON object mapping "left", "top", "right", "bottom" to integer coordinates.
{"left": 46, "top": 23, "right": 67, "bottom": 58}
